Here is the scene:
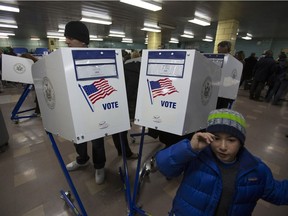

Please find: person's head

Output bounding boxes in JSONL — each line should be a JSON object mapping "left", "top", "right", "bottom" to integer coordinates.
{"left": 217, "top": 41, "right": 231, "bottom": 54}
{"left": 264, "top": 49, "right": 273, "bottom": 57}
{"left": 278, "top": 52, "right": 287, "bottom": 60}
{"left": 64, "top": 21, "right": 90, "bottom": 47}
{"left": 206, "top": 109, "right": 246, "bottom": 163}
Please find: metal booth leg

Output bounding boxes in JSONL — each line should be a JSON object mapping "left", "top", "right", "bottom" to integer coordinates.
{"left": 119, "top": 128, "right": 151, "bottom": 216}
{"left": 11, "top": 84, "right": 37, "bottom": 122}
{"left": 47, "top": 132, "right": 87, "bottom": 216}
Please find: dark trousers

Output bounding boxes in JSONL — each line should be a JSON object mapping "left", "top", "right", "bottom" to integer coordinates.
{"left": 216, "top": 97, "right": 234, "bottom": 109}
{"left": 250, "top": 80, "right": 265, "bottom": 99}
{"left": 74, "top": 131, "right": 133, "bottom": 169}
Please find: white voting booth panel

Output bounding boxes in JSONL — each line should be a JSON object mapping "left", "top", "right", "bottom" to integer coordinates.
{"left": 134, "top": 49, "right": 221, "bottom": 136}
{"left": 2, "top": 54, "right": 34, "bottom": 84}
{"left": 204, "top": 54, "right": 243, "bottom": 100}
{"left": 32, "top": 48, "right": 130, "bottom": 144}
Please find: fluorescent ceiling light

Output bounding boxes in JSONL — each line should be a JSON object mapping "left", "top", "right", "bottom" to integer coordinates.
{"left": 181, "top": 34, "right": 194, "bottom": 38}
{"left": 242, "top": 33, "right": 252, "bottom": 40}
{"left": 242, "top": 36, "right": 252, "bottom": 40}
{"left": 202, "top": 38, "right": 213, "bottom": 42}
{"left": 141, "top": 27, "right": 161, "bottom": 33}
{"left": 80, "top": 17, "right": 112, "bottom": 25}
{"left": 82, "top": 10, "right": 111, "bottom": 20}
{"left": 120, "top": 0, "right": 162, "bottom": 11}
{"left": 109, "top": 30, "right": 125, "bottom": 37}
{"left": 109, "top": 33, "right": 125, "bottom": 38}
{"left": 188, "top": 17, "right": 210, "bottom": 26}
{"left": 31, "top": 37, "right": 40, "bottom": 41}
{"left": 122, "top": 38, "right": 133, "bottom": 43}
{"left": 91, "top": 38, "right": 103, "bottom": 41}
{"left": 109, "top": 30, "right": 125, "bottom": 35}
{"left": 90, "top": 35, "right": 103, "bottom": 41}
{"left": 0, "top": 36, "right": 9, "bottom": 38}
{"left": 47, "top": 32, "right": 63, "bottom": 37}
{"left": 0, "top": 32, "right": 15, "bottom": 36}
{"left": 0, "top": 23, "right": 18, "bottom": 28}
{"left": 194, "top": 11, "right": 210, "bottom": 21}
{"left": 169, "top": 38, "right": 179, "bottom": 44}
{"left": 202, "top": 35, "right": 213, "bottom": 42}
{"left": 0, "top": 5, "right": 19, "bottom": 13}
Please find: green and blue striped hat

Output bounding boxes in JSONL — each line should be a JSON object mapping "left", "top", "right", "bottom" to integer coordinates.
{"left": 206, "top": 109, "right": 246, "bottom": 145}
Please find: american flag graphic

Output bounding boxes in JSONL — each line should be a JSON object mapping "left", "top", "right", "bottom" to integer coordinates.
{"left": 82, "top": 79, "right": 116, "bottom": 104}
{"left": 149, "top": 78, "right": 178, "bottom": 98}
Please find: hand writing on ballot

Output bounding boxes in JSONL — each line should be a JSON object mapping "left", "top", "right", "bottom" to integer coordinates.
{"left": 190, "top": 132, "right": 215, "bottom": 151}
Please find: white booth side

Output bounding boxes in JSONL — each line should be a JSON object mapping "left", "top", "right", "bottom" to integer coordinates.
{"left": 32, "top": 48, "right": 130, "bottom": 144}
{"left": 2, "top": 54, "right": 34, "bottom": 84}
{"left": 204, "top": 53, "right": 243, "bottom": 100}
{"left": 134, "top": 49, "right": 221, "bottom": 136}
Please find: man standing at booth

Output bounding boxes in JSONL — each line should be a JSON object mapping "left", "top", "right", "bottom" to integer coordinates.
{"left": 64, "top": 21, "right": 137, "bottom": 185}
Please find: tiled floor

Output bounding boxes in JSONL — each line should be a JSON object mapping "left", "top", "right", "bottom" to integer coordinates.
{"left": 0, "top": 83, "right": 288, "bottom": 216}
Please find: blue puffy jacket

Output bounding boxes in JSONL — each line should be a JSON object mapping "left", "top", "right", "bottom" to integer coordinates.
{"left": 156, "top": 139, "right": 288, "bottom": 216}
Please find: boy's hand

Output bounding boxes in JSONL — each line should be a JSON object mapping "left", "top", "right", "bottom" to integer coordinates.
{"left": 190, "top": 132, "right": 215, "bottom": 151}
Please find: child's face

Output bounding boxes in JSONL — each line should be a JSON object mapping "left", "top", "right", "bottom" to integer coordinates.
{"left": 210, "top": 132, "right": 241, "bottom": 163}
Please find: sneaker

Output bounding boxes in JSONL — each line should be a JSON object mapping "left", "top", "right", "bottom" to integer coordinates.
{"left": 95, "top": 168, "right": 105, "bottom": 184}
{"left": 66, "top": 160, "right": 89, "bottom": 171}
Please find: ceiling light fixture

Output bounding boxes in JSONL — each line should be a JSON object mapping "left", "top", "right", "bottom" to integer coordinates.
{"left": 202, "top": 35, "right": 213, "bottom": 42}
{"left": 181, "top": 31, "right": 194, "bottom": 38}
{"left": 109, "top": 30, "right": 125, "bottom": 38}
{"left": 169, "top": 38, "right": 179, "bottom": 44}
{"left": 188, "top": 17, "right": 210, "bottom": 26}
{"left": 120, "top": 0, "right": 162, "bottom": 11}
{"left": 31, "top": 37, "right": 40, "bottom": 41}
{"left": 122, "top": 38, "right": 133, "bottom": 43}
{"left": 0, "top": 23, "right": 18, "bottom": 28}
{"left": 80, "top": 17, "right": 112, "bottom": 25}
{"left": 0, "top": 5, "right": 20, "bottom": 13}
{"left": 141, "top": 27, "right": 161, "bottom": 33}
{"left": 0, "top": 32, "right": 15, "bottom": 36}
{"left": 90, "top": 35, "right": 103, "bottom": 41}
{"left": 242, "top": 33, "right": 252, "bottom": 40}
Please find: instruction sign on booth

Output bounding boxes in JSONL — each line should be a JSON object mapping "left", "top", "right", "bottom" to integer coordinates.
{"left": 32, "top": 48, "right": 130, "bottom": 144}
{"left": 134, "top": 49, "right": 221, "bottom": 136}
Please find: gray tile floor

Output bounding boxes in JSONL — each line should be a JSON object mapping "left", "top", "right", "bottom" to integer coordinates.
{"left": 0, "top": 84, "right": 288, "bottom": 216}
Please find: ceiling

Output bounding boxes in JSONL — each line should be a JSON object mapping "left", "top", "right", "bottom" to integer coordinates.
{"left": 1, "top": 1, "right": 288, "bottom": 45}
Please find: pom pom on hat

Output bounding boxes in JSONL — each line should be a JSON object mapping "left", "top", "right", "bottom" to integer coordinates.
{"left": 206, "top": 109, "right": 246, "bottom": 145}
{"left": 64, "top": 21, "right": 90, "bottom": 45}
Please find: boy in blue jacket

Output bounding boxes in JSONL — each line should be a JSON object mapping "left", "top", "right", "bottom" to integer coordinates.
{"left": 156, "top": 108, "right": 288, "bottom": 216}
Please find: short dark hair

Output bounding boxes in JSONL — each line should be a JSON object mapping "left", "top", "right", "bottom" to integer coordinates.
{"left": 218, "top": 41, "right": 231, "bottom": 52}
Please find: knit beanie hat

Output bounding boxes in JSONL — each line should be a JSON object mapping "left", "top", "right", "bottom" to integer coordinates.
{"left": 64, "top": 21, "right": 90, "bottom": 45}
{"left": 206, "top": 109, "right": 246, "bottom": 145}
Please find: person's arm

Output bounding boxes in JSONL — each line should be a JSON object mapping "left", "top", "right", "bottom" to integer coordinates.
{"left": 261, "top": 163, "right": 288, "bottom": 205}
{"left": 155, "top": 132, "right": 214, "bottom": 178}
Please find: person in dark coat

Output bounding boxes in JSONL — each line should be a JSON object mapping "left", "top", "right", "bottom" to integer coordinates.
{"left": 249, "top": 50, "right": 277, "bottom": 101}
{"left": 240, "top": 52, "right": 257, "bottom": 88}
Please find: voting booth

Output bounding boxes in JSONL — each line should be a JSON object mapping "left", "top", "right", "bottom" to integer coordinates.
{"left": 204, "top": 53, "right": 243, "bottom": 100}
{"left": 134, "top": 49, "right": 221, "bottom": 136}
{"left": 32, "top": 48, "right": 130, "bottom": 144}
{"left": 2, "top": 54, "right": 34, "bottom": 84}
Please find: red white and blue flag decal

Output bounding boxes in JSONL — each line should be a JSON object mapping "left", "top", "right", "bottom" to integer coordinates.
{"left": 81, "top": 79, "right": 116, "bottom": 105}
{"left": 148, "top": 78, "right": 178, "bottom": 99}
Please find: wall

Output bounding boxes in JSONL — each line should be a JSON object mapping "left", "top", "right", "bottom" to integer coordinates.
{"left": 1, "top": 37, "right": 288, "bottom": 59}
